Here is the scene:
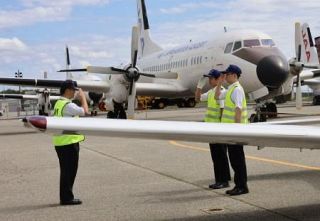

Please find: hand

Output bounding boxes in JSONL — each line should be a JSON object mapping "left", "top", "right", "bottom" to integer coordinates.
{"left": 197, "top": 76, "right": 207, "bottom": 89}
{"left": 78, "top": 88, "right": 85, "bottom": 99}
{"left": 74, "top": 88, "right": 85, "bottom": 101}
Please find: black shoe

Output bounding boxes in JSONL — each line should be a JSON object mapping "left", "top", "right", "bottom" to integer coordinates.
{"left": 209, "top": 182, "right": 230, "bottom": 189}
{"left": 226, "top": 187, "right": 237, "bottom": 195}
{"left": 60, "top": 199, "right": 82, "bottom": 206}
{"left": 226, "top": 187, "right": 249, "bottom": 196}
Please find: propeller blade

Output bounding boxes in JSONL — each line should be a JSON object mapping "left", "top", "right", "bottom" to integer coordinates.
{"left": 131, "top": 26, "right": 139, "bottom": 67}
{"left": 298, "top": 44, "right": 302, "bottom": 62}
{"left": 296, "top": 75, "right": 303, "bottom": 110}
{"left": 127, "top": 81, "right": 136, "bottom": 119}
{"left": 302, "top": 64, "right": 320, "bottom": 69}
{"left": 110, "top": 67, "right": 128, "bottom": 74}
{"left": 128, "top": 79, "right": 134, "bottom": 95}
{"left": 60, "top": 66, "right": 128, "bottom": 75}
{"left": 140, "top": 73, "right": 156, "bottom": 78}
{"left": 132, "top": 50, "right": 138, "bottom": 68}
{"left": 295, "top": 22, "right": 302, "bottom": 61}
{"left": 291, "top": 83, "right": 295, "bottom": 101}
{"left": 66, "top": 46, "right": 70, "bottom": 66}
{"left": 58, "top": 69, "right": 87, "bottom": 72}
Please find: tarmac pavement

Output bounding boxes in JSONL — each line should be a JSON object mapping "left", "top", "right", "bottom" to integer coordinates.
{"left": 0, "top": 104, "right": 320, "bottom": 221}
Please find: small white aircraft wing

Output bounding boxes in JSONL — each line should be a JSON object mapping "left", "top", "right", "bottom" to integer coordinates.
{"left": 136, "top": 82, "right": 189, "bottom": 97}
{"left": 0, "top": 94, "right": 61, "bottom": 101}
{"left": 0, "top": 78, "right": 110, "bottom": 93}
{"left": 24, "top": 116, "right": 320, "bottom": 150}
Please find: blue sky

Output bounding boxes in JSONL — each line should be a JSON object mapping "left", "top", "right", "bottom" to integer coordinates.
{"left": 0, "top": 0, "right": 320, "bottom": 90}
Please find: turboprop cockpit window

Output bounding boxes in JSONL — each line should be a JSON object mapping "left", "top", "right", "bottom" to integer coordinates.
{"left": 233, "top": 41, "right": 242, "bottom": 51}
{"left": 224, "top": 42, "right": 233, "bottom": 53}
{"left": 261, "top": 39, "right": 275, "bottom": 46}
{"left": 243, "top": 39, "right": 260, "bottom": 47}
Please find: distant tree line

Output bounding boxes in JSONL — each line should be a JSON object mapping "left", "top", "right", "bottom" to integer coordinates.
{"left": 0, "top": 89, "right": 25, "bottom": 94}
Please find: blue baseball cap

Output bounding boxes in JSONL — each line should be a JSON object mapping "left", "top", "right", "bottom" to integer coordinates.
{"left": 203, "top": 69, "right": 222, "bottom": 78}
{"left": 222, "top": 64, "right": 242, "bottom": 76}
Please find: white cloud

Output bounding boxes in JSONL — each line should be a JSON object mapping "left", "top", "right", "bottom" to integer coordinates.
{"left": 20, "top": 0, "right": 110, "bottom": 7}
{"left": 0, "top": 0, "right": 111, "bottom": 29}
{"left": 0, "top": 37, "right": 27, "bottom": 51}
{"left": 160, "top": 2, "right": 219, "bottom": 15}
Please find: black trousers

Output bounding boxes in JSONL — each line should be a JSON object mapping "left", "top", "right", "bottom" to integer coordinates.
{"left": 209, "top": 143, "right": 231, "bottom": 183}
{"left": 227, "top": 144, "right": 248, "bottom": 188}
{"left": 55, "top": 143, "right": 80, "bottom": 202}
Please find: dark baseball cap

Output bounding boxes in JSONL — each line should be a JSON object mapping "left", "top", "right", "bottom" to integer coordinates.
{"left": 203, "top": 69, "right": 222, "bottom": 78}
{"left": 221, "top": 64, "right": 242, "bottom": 76}
{"left": 60, "top": 80, "right": 78, "bottom": 94}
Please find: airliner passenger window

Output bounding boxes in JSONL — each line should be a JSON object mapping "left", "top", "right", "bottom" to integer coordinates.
{"left": 224, "top": 42, "right": 233, "bottom": 53}
{"left": 244, "top": 39, "right": 260, "bottom": 47}
{"left": 261, "top": 39, "right": 275, "bottom": 46}
{"left": 233, "top": 41, "right": 242, "bottom": 51}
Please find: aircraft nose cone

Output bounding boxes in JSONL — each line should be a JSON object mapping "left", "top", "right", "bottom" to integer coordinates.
{"left": 257, "top": 55, "right": 289, "bottom": 88}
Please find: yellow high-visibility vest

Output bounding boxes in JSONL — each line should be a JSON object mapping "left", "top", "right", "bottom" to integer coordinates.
{"left": 52, "top": 99, "right": 85, "bottom": 147}
{"left": 204, "top": 87, "right": 224, "bottom": 123}
{"left": 221, "top": 82, "right": 248, "bottom": 124}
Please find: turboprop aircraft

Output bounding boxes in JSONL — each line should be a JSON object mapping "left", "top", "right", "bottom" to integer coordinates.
{"left": 0, "top": 47, "right": 110, "bottom": 116}
{"left": 1, "top": 0, "right": 320, "bottom": 121}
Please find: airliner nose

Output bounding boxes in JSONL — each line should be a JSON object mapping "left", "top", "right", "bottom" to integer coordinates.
{"left": 256, "top": 55, "right": 289, "bottom": 88}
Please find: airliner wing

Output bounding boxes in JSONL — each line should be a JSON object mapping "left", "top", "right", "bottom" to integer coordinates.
{"left": 24, "top": 116, "right": 320, "bottom": 149}
{"left": 136, "top": 82, "right": 189, "bottom": 97}
{"left": 0, "top": 94, "right": 61, "bottom": 101}
{"left": 0, "top": 78, "right": 110, "bottom": 93}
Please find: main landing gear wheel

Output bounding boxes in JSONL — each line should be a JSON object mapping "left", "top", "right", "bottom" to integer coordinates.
{"left": 266, "top": 102, "right": 278, "bottom": 118}
{"left": 186, "top": 98, "right": 196, "bottom": 108}
{"left": 249, "top": 107, "right": 267, "bottom": 123}
{"left": 313, "top": 96, "right": 320, "bottom": 105}
{"left": 250, "top": 102, "right": 278, "bottom": 123}
{"left": 107, "top": 101, "right": 127, "bottom": 119}
{"left": 91, "top": 110, "right": 98, "bottom": 116}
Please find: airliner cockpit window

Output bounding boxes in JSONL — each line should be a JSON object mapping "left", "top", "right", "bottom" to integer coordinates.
{"left": 261, "top": 39, "right": 275, "bottom": 46}
{"left": 233, "top": 41, "right": 242, "bottom": 51}
{"left": 224, "top": 42, "right": 233, "bottom": 53}
{"left": 243, "top": 39, "right": 260, "bottom": 47}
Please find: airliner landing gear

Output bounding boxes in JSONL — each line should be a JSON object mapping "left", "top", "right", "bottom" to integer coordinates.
{"left": 249, "top": 102, "right": 278, "bottom": 123}
{"left": 107, "top": 101, "right": 127, "bottom": 119}
{"left": 313, "top": 96, "right": 320, "bottom": 105}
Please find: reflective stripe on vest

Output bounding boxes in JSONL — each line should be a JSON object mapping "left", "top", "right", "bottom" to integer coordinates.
{"left": 221, "top": 83, "right": 248, "bottom": 124}
{"left": 205, "top": 89, "right": 222, "bottom": 123}
{"left": 53, "top": 99, "right": 85, "bottom": 147}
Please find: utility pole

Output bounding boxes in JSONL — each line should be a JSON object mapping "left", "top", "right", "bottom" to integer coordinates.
{"left": 14, "top": 70, "right": 23, "bottom": 93}
{"left": 14, "top": 70, "right": 23, "bottom": 116}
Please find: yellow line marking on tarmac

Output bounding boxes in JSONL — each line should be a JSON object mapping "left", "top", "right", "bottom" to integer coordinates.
{"left": 169, "top": 141, "right": 320, "bottom": 171}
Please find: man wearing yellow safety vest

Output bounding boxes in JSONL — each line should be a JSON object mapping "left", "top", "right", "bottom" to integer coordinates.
{"left": 53, "top": 80, "right": 89, "bottom": 205}
{"left": 215, "top": 64, "right": 249, "bottom": 196}
{"left": 195, "top": 69, "right": 231, "bottom": 190}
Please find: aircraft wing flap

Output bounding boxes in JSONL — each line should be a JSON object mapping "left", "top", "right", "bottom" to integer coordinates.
{"left": 25, "top": 116, "right": 320, "bottom": 150}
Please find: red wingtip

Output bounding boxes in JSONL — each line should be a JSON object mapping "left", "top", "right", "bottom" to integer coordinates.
{"left": 27, "top": 116, "right": 47, "bottom": 130}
